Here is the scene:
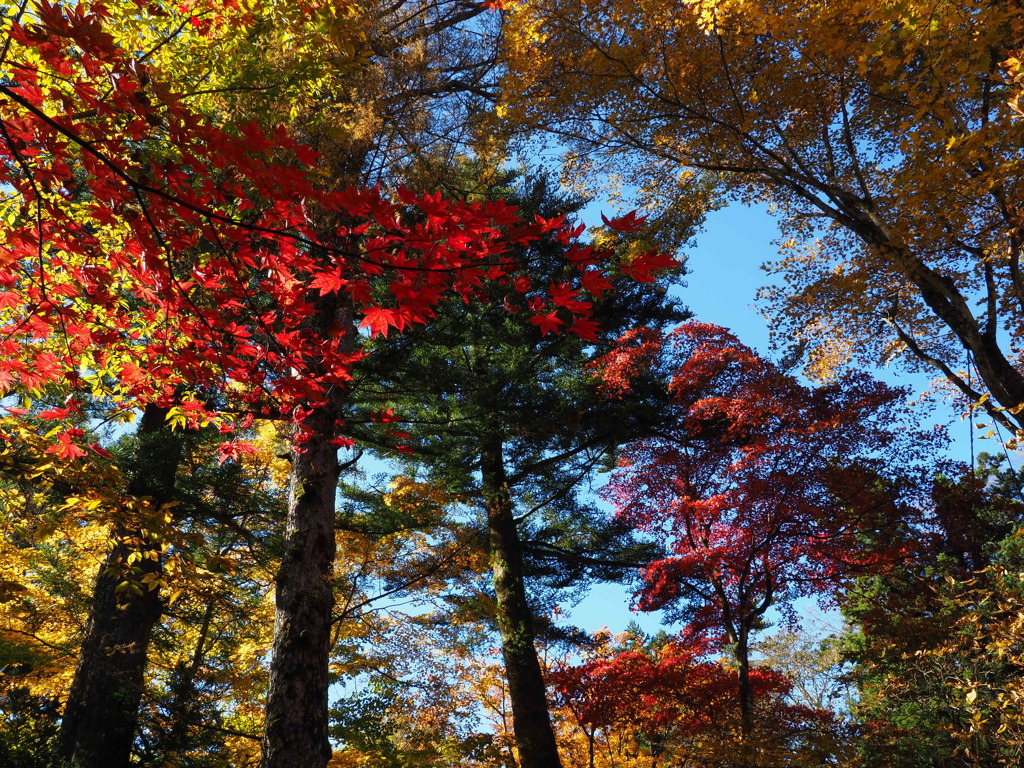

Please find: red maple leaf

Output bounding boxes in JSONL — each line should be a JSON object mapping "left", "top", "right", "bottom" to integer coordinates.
{"left": 528, "top": 310, "right": 566, "bottom": 336}
{"left": 46, "top": 429, "right": 89, "bottom": 461}
{"left": 217, "top": 440, "right": 258, "bottom": 465}
{"left": 621, "top": 252, "right": 682, "bottom": 282}
{"left": 310, "top": 269, "right": 346, "bottom": 296}
{"left": 548, "top": 281, "right": 591, "bottom": 313}
{"left": 570, "top": 316, "right": 601, "bottom": 341}
{"left": 601, "top": 210, "right": 646, "bottom": 232}
{"left": 580, "top": 269, "right": 614, "bottom": 295}
{"left": 359, "top": 306, "right": 401, "bottom": 337}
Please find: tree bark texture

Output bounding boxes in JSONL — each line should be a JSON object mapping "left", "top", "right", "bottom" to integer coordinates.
{"left": 261, "top": 288, "right": 353, "bottom": 768}
{"left": 482, "top": 438, "right": 564, "bottom": 768}
{"left": 736, "top": 633, "right": 755, "bottom": 737}
{"left": 260, "top": 401, "right": 342, "bottom": 768}
{"left": 59, "top": 404, "right": 183, "bottom": 768}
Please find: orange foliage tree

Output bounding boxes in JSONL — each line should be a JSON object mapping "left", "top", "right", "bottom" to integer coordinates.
{"left": 549, "top": 629, "right": 843, "bottom": 768}
{"left": 501, "top": 0, "right": 1024, "bottom": 439}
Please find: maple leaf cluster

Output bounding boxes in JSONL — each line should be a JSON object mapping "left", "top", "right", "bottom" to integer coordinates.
{"left": 0, "top": 0, "right": 679, "bottom": 453}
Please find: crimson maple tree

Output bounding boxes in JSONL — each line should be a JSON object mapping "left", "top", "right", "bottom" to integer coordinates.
{"left": 592, "top": 322, "right": 938, "bottom": 743}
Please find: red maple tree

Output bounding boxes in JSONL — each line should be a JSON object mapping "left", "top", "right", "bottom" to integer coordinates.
{"left": 591, "top": 322, "right": 938, "bottom": 736}
{"left": 550, "top": 630, "right": 838, "bottom": 768}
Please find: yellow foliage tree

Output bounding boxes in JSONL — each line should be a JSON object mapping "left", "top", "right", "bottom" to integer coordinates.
{"left": 0, "top": 416, "right": 118, "bottom": 701}
{"left": 501, "top": 0, "right": 1024, "bottom": 439}
{"left": 0, "top": 408, "right": 289, "bottom": 767}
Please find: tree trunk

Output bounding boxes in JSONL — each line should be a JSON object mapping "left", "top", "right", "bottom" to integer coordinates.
{"left": 736, "top": 635, "right": 754, "bottom": 737}
{"left": 735, "top": 630, "right": 760, "bottom": 768}
{"left": 59, "top": 404, "right": 183, "bottom": 768}
{"left": 482, "top": 438, "right": 563, "bottom": 768}
{"left": 260, "top": 401, "right": 342, "bottom": 768}
{"left": 261, "top": 290, "right": 352, "bottom": 768}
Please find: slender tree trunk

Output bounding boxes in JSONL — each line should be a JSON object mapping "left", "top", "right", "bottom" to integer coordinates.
{"left": 735, "top": 630, "right": 760, "bottom": 768}
{"left": 59, "top": 404, "right": 183, "bottom": 768}
{"left": 736, "top": 638, "right": 754, "bottom": 736}
{"left": 261, "top": 290, "right": 352, "bottom": 768}
{"left": 482, "top": 437, "right": 563, "bottom": 768}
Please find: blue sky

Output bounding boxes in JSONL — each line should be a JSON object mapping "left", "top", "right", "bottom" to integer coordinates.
{"left": 681, "top": 202, "right": 780, "bottom": 354}
{"left": 684, "top": 203, "right": 1018, "bottom": 465}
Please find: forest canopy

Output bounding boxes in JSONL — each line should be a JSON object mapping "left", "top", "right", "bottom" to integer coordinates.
{"left": 0, "top": 2, "right": 1023, "bottom": 768}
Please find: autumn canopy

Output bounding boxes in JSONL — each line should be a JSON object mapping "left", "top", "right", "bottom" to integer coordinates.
{"left": 0, "top": 2, "right": 1022, "bottom": 768}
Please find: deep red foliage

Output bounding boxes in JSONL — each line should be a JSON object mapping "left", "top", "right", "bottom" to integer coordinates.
{"left": 592, "top": 323, "right": 937, "bottom": 635}
{"left": 550, "top": 634, "right": 793, "bottom": 735}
